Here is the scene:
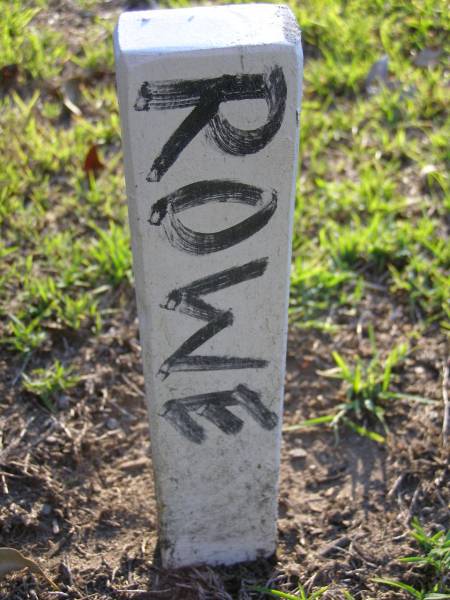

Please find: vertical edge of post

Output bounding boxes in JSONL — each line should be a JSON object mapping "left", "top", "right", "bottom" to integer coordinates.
{"left": 113, "top": 22, "right": 167, "bottom": 531}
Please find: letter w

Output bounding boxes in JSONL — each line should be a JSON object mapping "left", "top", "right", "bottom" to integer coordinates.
{"left": 158, "top": 258, "right": 269, "bottom": 379}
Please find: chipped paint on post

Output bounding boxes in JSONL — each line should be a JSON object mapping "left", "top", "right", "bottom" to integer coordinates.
{"left": 114, "top": 3, "right": 302, "bottom": 568}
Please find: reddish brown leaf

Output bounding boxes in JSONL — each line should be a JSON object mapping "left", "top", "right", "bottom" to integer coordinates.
{"left": 0, "top": 64, "right": 19, "bottom": 92}
{"left": 84, "top": 144, "right": 105, "bottom": 176}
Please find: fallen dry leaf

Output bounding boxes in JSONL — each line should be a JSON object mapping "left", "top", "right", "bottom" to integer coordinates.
{"left": 84, "top": 144, "right": 105, "bottom": 176}
{"left": 0, "top": 547, "right": 58, "bottom": 590}
{"left": 0, "top": 64, "right": 19, "bottom": 93}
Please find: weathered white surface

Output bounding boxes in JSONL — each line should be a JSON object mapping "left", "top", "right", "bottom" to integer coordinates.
{"left": 114, "top": 4, "right": 302, "bottom": 568}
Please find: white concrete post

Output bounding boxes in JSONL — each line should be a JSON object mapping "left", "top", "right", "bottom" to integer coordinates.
{"left": 114, "top": 4, "right": 302, "bottom": 569}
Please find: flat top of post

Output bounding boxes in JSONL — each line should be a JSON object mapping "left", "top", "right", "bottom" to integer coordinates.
{"left": 115, "top": 4, "right": 300, "bottom": 55}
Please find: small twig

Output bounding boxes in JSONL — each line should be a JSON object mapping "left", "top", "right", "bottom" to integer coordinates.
{"left": 387, "top": 473, "right": 406, "bottom": 500}
{"left": 435, "top": 490, "right": 447, "bottom": 508}
{"left": 11, "top": 352, "right": 32, "bottom": 386}
{"left": 392, "top": 533, "right": 409, "bottom": 541}
{"left": 0, "top": 416, "right": 35, "bottom": 462}
{"left": 442, "top": 358, "right": 449, "bottom": 448}
{"left": 348, "top": 541, "right": 379, "bottom": 568}
{"left": 140, "top": 538, "right": 147, "bottom": 555}
{"left": 363, "top": 281, "right": 388, "bottom": 292}
{"left": 319, "top": 535, "right": 351, "bottom": 557}
{"left": 117, "top": 457, "right": 149, "bottom": 472}
{"left": 109, "top": 396, "right": 137, "bottom": 420}
{"left": 28, "top": 418, "right": 57, "bottom": 451}
{"left": 303, "top": 571, "right": 319, "bottom": 592}
{"left": 121, "top": 374, "right": 145, "bottom": 398}
{"left": 113, "top": 590, "right": 154, "bottom": 595}
{"left": 406, "top": 483, "right": 421, "bottom": 524}
{"left": 1, "top": 473, "right": 9, "bottom": 494}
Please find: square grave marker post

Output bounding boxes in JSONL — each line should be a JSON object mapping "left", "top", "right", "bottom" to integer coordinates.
{"left": 114, "top": 4, "right": 303, "bottom": 569}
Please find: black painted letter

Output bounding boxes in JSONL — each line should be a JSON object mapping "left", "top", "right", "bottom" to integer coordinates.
{"left": 162, "top": 384, "right": 278, "bottom": 444}
{"left": 158, "top": 258, "right": 269, "bottom": 379}
{"left": 135, "top": 66, "right": 287, "bottom": 181}
{"left": 149, "top": 180, "right": 277, "bottom": 255}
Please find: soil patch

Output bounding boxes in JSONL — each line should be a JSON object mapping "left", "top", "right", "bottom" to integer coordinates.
{"left": 1, "top": 290, "right": 448, "bottom": 599}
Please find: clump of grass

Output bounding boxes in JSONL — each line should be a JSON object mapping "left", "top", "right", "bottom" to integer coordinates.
{"left": 373, "top": 518, "right": 450, "bottom": 599}
{"left": 286, "top": 334, "right": 416, "bottom": 443}
{"left": 22, "top": 360, "right": 79, "bottom": 411}
{"left": 250, "top": 584, "right": 329, "bottom": 599}
{"left": 326, "top": 337, "right": 409, "bottom": 433}
{"left": 288, "top": 0, "right": 449, "bottom": 331}
{"left": 89, "top": 222, "right": 132, "bottom": 286}
{"left": 0, "top": 0, "right": 68, "bottom": 79}
{"left": 3, "top": 315, "right": 47, "bottom": 354}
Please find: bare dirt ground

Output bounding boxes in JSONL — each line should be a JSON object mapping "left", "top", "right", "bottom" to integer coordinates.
{"left": 1, "top": 288, "right": 448, "bottom": 599}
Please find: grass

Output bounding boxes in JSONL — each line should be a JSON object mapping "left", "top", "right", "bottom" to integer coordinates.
{"left": 253, "top": 520, "right": 450, "bottom": 599}
{"left": 285, "top": 335, "right": 436, "bottom": 443}
{"left": 0, "top": 0, "right": 127, "bottom": 383}
{"left": 320, "top": 337, "right": 410, "bottom": 441}
{"left": 22, "top": 359, "right": 79, "bottom": 412}
{"left": 0, "top": 0, "right": 448, "bottom": 597}
{"left": 289, "top": 0, "right": 448, "bottom": 329}
{"left": 0, "top": 0, "right": 447, "bottom": 363}
{"left": 373, "top": 518, "right": 450, "bottom": 599}
{"left": 250, "top": 585, "right": 329, "bottom": 599}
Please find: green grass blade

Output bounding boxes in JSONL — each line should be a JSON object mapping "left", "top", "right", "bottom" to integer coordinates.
{"left": 372, "top": 578, "right": 423, "bottom": 599}
{"left": 283, "top": 415, "right": 335, "bottom": 432}
{"left": 382, "top": 392, "right": 437, "bottom": 405}
{"left": 250, "top": 586, "right": 328, "bottom": 600}
{"left": 342, "top": 418, "right": 385, "bottom": 443}
{"left": 399, "top": 556, "right": 425, "bottom": 564}
{"left": 332, "top": 351, "right": 351, "bottom": 380}
{"left": 250, "top": 587, "right": 302, "bottom": 599}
